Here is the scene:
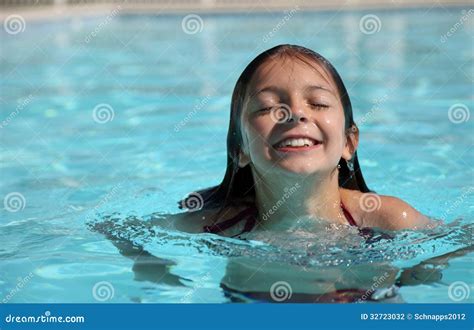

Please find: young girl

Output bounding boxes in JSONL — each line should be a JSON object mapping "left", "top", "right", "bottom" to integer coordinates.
{"left": 171, "top": 44, "right": 432, "bottom": 238}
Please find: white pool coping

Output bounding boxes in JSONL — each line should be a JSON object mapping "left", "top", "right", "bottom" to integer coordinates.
{"left": 0, "top": 0, "right": 471, "bottom": 22}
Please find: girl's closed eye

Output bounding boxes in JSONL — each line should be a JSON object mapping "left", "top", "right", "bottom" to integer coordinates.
{"left": 255, "top": 103, "right": 283, "bottom": 114}
{"left": 258, "top": 106, "right": 274, "bottom": 112}
{"left": 257, "top": 103, "right": 329, "bottom": 112}
{"left": 309, "top": 102, "right": 330, "bottom": 110}
{"left": 307, "top": 96, "right": 332, "bottom": 110}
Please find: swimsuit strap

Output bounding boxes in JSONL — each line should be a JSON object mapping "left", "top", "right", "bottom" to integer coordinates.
{"left": 203, "top": 205, "right": 257, "bottom": 235}
{"left": 340, "top": 201, "right": 357, "bottom": 227}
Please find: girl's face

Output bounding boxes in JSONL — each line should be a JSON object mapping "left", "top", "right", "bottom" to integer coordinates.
{"left": 239, "top": 57, "right": 356, "bottom": 177}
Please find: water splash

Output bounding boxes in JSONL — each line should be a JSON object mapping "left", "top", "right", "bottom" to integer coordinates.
{"left": 88, "top": 213, "right": 473, "bottom": 270}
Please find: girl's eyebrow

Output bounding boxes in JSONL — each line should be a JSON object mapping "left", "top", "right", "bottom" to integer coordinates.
{"left": 304, "top": 85, "right": 336, "bottom": 96}
{"left": 254, "top": 86, "right": 282, "bottom": 96}
{"left": 254, "top": 85, "right": 335, "bottom": 97}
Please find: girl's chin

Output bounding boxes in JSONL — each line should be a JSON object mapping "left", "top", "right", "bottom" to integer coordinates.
{"left": 275, "top": 163, "right": 328, "bottom": 176}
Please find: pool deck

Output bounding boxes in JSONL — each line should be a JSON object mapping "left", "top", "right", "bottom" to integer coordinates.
{"left": 0, "top": 0, "right": 471, "bottom": 22}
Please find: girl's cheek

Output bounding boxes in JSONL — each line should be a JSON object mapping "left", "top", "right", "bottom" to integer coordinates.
{"left": 319, "top": 114, "right": 345, "bottom": 151}
{"left": 320, "top": 110, "right": 341, "bottom": 127}
{"left": 243, "top": 118, "right": 272, "bottom": 154}
{"left": 248, "top": 118, "right": 273, "bottom": 141}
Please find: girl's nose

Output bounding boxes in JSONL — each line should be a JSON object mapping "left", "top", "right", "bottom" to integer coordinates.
{"left": 286, "top": 109, "right": 309, "bottom": 124}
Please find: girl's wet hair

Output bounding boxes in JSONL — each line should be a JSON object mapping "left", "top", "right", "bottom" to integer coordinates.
{"left": 178, "top": 44, "right": 372, "bottom": 233}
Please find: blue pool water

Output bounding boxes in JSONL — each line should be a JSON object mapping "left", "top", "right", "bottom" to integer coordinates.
{"left": 1, "top": 7, "right": 473, "bottom": 303}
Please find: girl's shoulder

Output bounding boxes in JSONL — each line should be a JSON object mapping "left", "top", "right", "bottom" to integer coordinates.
{"left": 340, "top": 188, "right": 432, "bottom": 230}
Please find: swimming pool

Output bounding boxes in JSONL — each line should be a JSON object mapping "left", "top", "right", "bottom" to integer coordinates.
{"left": 1, "top": 6, "right": 473, "bottom": 303}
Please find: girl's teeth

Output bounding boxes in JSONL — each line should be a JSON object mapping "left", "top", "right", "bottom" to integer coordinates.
{"left": 278, "top": 138, "right": 316, "bottom": 148}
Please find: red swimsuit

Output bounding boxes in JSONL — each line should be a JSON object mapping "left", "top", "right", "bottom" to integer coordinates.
{"left": 341, "top": 201, "right": 357, "bottom": 226}
{"left": 204, "top": 201, "right": 357, "bottom": 236}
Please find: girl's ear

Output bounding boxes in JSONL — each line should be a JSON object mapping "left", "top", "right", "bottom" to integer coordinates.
{"left": 238, "top": 123, "right": 251, "bottom": 168}
{"left": 342, "top": 125, "right": 359, "bottom": 161}
{"left": 238, "top": 149, "right": 250, "bottom": 168}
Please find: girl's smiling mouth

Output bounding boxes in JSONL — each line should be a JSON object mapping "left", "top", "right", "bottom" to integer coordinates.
{"left": 272, "top": 134, "right": 323, "bottom": 153}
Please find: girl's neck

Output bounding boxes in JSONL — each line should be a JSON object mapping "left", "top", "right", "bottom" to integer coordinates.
{"left": 252, "top": 169, "right": 347, "bottom": 231}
